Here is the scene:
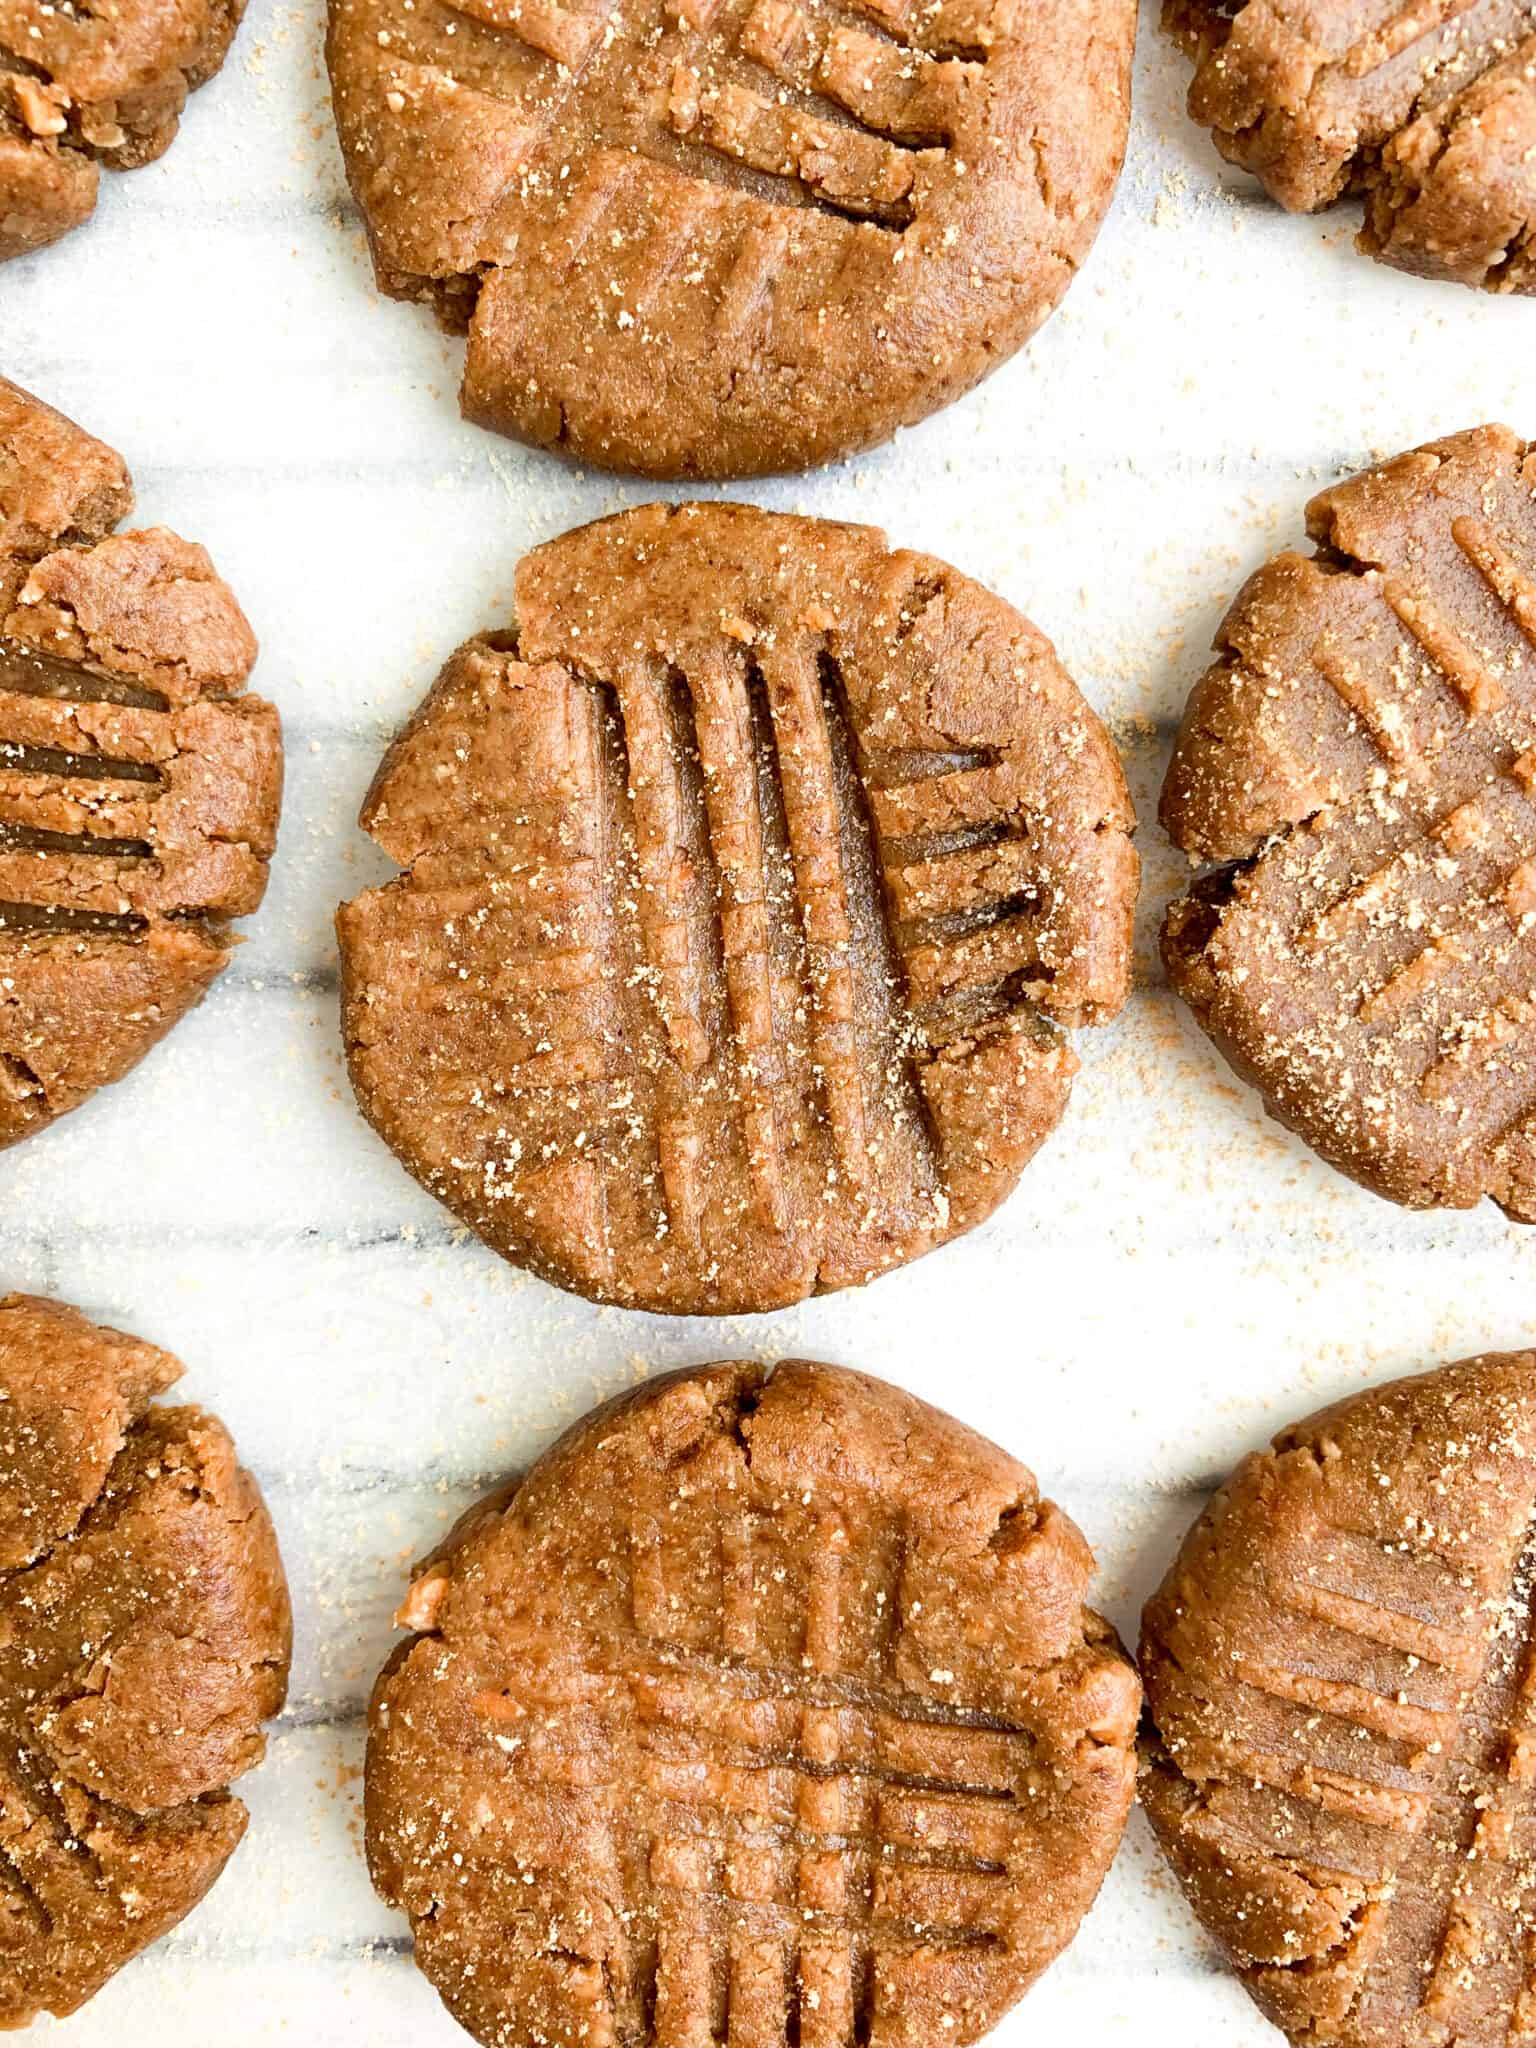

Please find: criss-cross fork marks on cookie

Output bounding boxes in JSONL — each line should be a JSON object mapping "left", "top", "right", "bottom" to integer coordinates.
{"left": 338, "top": 505, "right": 1136, "bottom": 1312}
{"left": 0, "top": 380, "right": 282, "bottom": 1150}
{"left": 339, "top": 0, "right": 978, "bottom": 269}
{"left": 367, "top": 1362, "right": 1141, "bottom": 2048}
{"left": 1141, "top": 1352, "right": 1536, "bottom": 2048}
{"left": 326, "top": 0, "right": 1135, "bottom": 472}
{"left": 471, "top": 1516, "right": 1054, "bottom": 2045}
{"left": 1170, "top": 0, "right": 1536, "bottom": 289}
{"left": 336, "top": 0, "right": 967, "bottom": 340}
{"left": 1160, "top": 425, "right": 1536, "bottom": 1220}
{"left": 0, "top": 640, "right": 275, "bottom": 942}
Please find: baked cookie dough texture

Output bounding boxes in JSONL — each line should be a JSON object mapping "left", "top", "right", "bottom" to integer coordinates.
{"left": 1169, "top": 0, "right": 1536, "bottom": 291}
{"left": 1143, "top": 1348, "right": 1536, "bottom": 2048}
{"left": 0, "top": 379, "right": 283, "bottom": 1151}
{"left": 337, "top": 502, "right": 1137, "bottom": 1314}
{"left": 0, "top": 1293, "right": 291, "bottom": 2025}
{"left": 1163, "top": 425, "right": 1536, "bottom": 1220}
{"left": 326, "top": 0, "right": 1137, "bottom": 475}
{"left": 368, "top": 1360, "right": 1140, "bottom": 2048}
{"left": 1, "top": 0, "right": 248, "bottom": 261}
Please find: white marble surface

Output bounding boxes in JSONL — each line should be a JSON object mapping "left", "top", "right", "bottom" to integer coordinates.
{"left": 4, "top": 1, "right": 1536, "bottom": 2037}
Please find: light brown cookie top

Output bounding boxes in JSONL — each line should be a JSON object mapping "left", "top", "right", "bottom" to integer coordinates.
{"left": 1141, "top": 1348, "right": 1536, "bottom": 2048}
{"left": 325, "top": 0, "right": 1135, "bottom": 478}
{"left": 1, "top": 0, "right": 247, "bottom": 262}
{"left": 1168, "top": 0, "right": 1536, "bottom": 291}
{"left": 338, "top": 502, "right": 1136, "bottom": 1315}
{"left": 0, "top": 1292, "right": 292, "bottom": 2026}
{"left": 1160, "top": 425, "right": 1536, "bottom": 1219}
{"left": 368, "top": 1359, "right": 1141, "bottom": 2048}
{"left": 0, "top": 379, "right": 283, "bottom": 1151}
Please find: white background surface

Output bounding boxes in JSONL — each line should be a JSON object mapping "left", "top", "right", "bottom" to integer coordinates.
{"left": 4, "top": 0, "right": 1536, "bottom": 2037}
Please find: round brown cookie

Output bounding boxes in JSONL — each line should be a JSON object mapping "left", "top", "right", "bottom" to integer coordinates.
{"left": 367, "top": 1359, "right": 1140, "bottom": 2048}
{"left": 1167, "top": 0, "right": 1536, "bottom": 291}
{"left": 0, "top": 1292, "right": 291, "bottom": 2024}
{"left": 325, "top": 0, "right": 1135, "bottom": 478}
{"left": 1139, "top": 1348, "right": 1536, "bottom": 2048}
{"left": 1, "top": 0, "right": 246, "bottom": 262}
{"left": 0, "top": 379, "right": 283, "bottom": 1150}
{"left": 1160, "top": 425, "right": 1536, "bottom": 1219}
{"left": 337, "top": 502, "right": 1136, "bottom": 1314}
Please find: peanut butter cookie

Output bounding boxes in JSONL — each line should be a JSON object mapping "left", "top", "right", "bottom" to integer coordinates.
{"left": 1162, "top": 425, "right": 1536, "bottom": 1219}
{"left": 0, "top": 1292, "right": 291, "bottom": 2024}
{"left": 0, "top": 380, "right": 283, "bottom": 1150}
{"left": 1169, "top": 0, "right": 1536, "bottom": 291}
{"left": 368, "top": 1359, "right": 1140, "bottom": 2048}
{"left": 1143, "top": 1347, "right": 1536, "bottom": 2048}
{"left": 2, "top": 0, "right": 247, "bottom": 262}
{"left": 326, "top": 0, "right": 1136, "bottom": 476}
{"left": 338, "top": 502, "right": 1136, "bottom": 1314}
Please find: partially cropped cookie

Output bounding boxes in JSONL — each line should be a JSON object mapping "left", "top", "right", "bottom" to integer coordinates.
{"left": 369, "top": 1360, "right": 1140, "bottom": 2048}
{"left": 338, "top": 502, "right": 1136, "bottom": 1314}
{"left": 325, "top": 0, "right": 1135, "bottom": 477}
{"left": 1, "top": 0, "right": 247, "bottom": 262}
{"left": 1141, "top": 1348, "right": 1536, "bottom": 2048}
{"left": 1162, "top": 425, "right": 1536, "bottom": 1219}
{"left": 1168, "top": 0, "right": 1536, "bottom": 290}
{"left": 0, "top": 380, "right": 282, "bottom": 1149}
{"left": 0, "top": 1293, "right": 291, "bottom": 2024}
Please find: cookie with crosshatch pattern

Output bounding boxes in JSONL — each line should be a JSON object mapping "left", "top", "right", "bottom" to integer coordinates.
{"left": 1161, "top": 425, "right": 1536, "bottom": 1219}
{"left": 335, "top": 502, "right": 1137, "bottom": 1315}
{"left": 0, "top": 379, "right": 282, "bottom": 1149}
{"left": 366, "top": 1360, "right": 1140, "bottom": 2048}
{"left": 1141, "top": 1348, "right": 1536, "bottom": 2048}
{"left": 324, "top": 0, "right": 1135, "bottom": 477}
{"left": 1167, "top": 0, "right": 1536, "bottom": 291}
